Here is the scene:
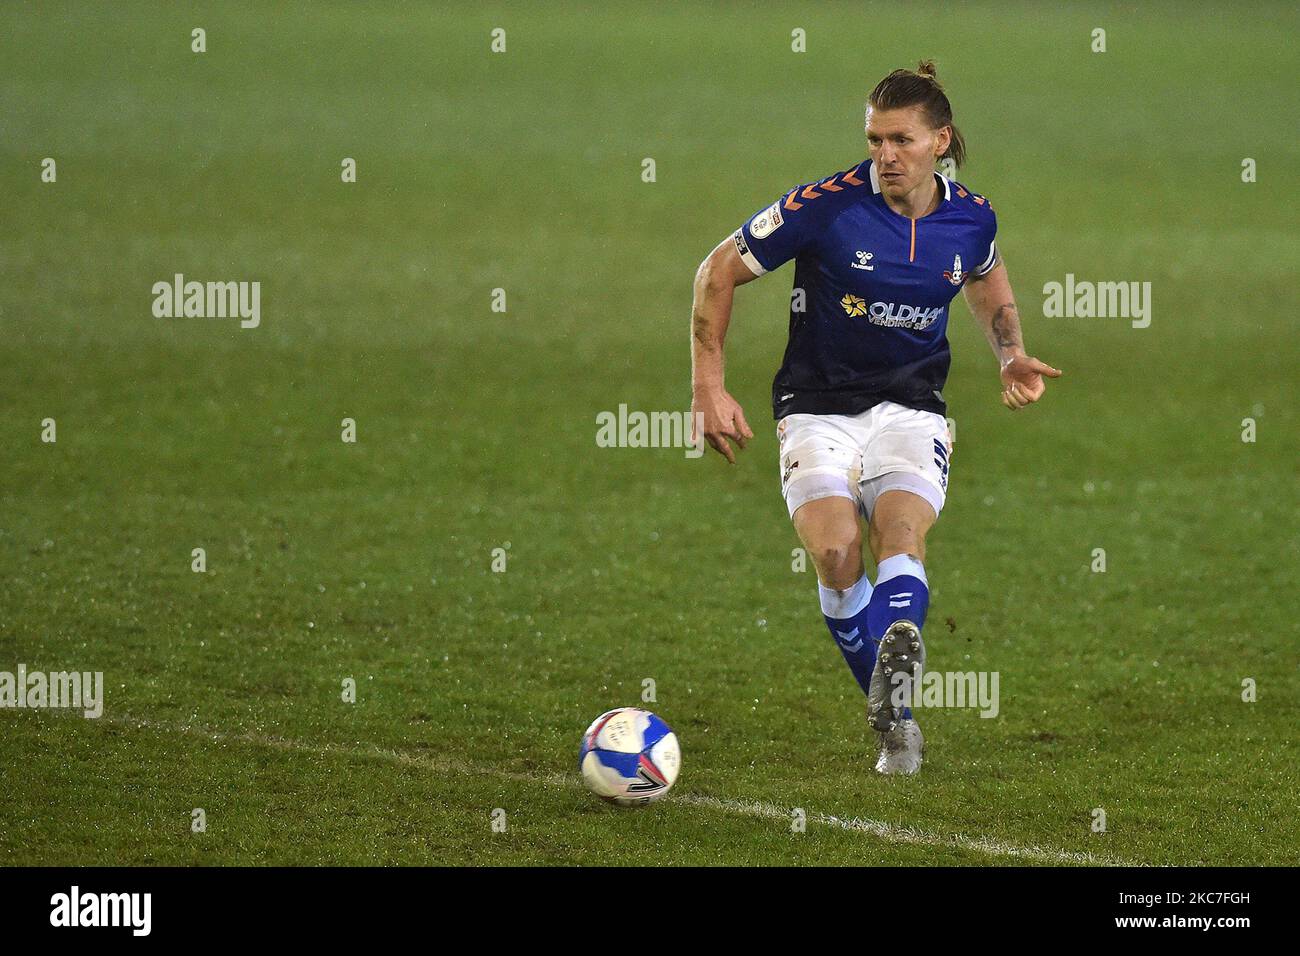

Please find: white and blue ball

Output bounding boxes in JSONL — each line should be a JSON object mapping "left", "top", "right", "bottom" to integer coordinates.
{"left": 578, "top": 707, "right": 681, "bottom": 806}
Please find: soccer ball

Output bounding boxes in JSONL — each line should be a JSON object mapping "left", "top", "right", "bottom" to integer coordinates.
{"left": 578, "top": 707, "right": 681, "bottom": 806}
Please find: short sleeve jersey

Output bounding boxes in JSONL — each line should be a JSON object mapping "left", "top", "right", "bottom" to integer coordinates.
{"left": 732, "top": 158, "right": 998, "bottom": 419}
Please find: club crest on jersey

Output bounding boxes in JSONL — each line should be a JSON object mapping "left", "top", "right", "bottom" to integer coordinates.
{"left": 840, "top": 293, "right": 868, "bottom": 317}
{"left": 749, "top": 202, "right": 784, "bottom": 239}
{"left": 851, "top": 250, "right": 875, "bottom": 271}
{"left": 943, "top": 253, "right": 965, "bottom": 286}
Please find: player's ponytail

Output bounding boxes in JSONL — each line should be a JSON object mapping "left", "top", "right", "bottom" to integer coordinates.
{"left": 868, "top": 59, "right": 967, "bottom": 168}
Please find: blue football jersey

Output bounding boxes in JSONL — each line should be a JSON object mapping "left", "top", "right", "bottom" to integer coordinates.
{"left": 732, "top": 158, "right": 998, "bottom": 419}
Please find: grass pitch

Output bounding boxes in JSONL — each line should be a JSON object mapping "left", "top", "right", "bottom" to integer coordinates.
{"left": 1, "top": 1, "right": 1297, "bottom": 866}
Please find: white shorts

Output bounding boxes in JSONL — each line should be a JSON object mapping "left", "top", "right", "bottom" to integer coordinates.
{"left": 777, "top": 401, "right": 952, "bottom": 521}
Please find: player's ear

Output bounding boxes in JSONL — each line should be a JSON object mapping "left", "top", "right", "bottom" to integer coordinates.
{"left": 934, "top": 125, "right": 951, "bottom": 160}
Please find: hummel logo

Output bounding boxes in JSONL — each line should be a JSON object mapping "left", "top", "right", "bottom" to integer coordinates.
{"left": 851, "top": 250, "right": 875, "bottom": 271}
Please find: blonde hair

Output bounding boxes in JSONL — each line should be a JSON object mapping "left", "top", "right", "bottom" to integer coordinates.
{"left": 868, "top": 59, "right": 966, "bottom": 168}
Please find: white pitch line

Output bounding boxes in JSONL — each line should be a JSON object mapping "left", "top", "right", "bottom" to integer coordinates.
{"left": 679, "top": 795, "right": 1114, "bottom": 865}
{"left": 102, "top": 714, "right": 1120, "bottom": 866}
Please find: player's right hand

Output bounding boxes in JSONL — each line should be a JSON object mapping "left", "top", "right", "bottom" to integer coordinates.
{"left": 691, "top": 386, "right": 754, "bottom": 464}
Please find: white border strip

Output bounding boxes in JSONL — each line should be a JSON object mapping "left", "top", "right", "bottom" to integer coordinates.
{"left": 732, "top": 229, "right": 766, "bottom": 276}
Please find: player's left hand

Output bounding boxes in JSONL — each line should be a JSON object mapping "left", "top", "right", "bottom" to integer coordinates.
{"left": 1000, "top": 352, "right": 1061, "bottom": 411}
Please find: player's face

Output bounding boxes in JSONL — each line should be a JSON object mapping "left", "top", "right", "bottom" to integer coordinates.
{"left": 866, "top": 106, "right": 950, "bottom": 198}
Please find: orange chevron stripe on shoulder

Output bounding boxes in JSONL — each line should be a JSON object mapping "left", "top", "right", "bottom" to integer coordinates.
{"left": 956, "top": 186, "right": 968, "bottom": 198}
{"left": 783, "top": 166, "right": 867, "bottom": 212}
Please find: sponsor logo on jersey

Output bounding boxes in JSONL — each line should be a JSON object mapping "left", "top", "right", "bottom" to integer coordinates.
{"left": 865, "top": 301, "right": 944, "bottom": 330}
{"left": 851, "top": 250, "right": 875, "bottom": 271}
{"left": 943, "top": 253, "right": 965, "bottom": 286}
{"left": 839, "top": 293, "right": 868, "bottom": 317}
{"left": 749, "top": 202, "right": 784, "bottom": 239}
{"left": 839, "top": 294, "right": 944, "bottom": 330}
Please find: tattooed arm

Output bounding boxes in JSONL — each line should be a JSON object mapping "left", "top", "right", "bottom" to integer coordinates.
{"left": 690, "top": 236, "right": 760, "bottom": 462}
{"left": 962, "top": 259, "right": 1062, "bottom": 411}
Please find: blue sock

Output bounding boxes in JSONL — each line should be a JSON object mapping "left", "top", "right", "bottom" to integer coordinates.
{"left": 819, "top": 574, "right": 877, "bottom": 697}
{"left": 864, "top": 554, "right": 930, "bottom": 719}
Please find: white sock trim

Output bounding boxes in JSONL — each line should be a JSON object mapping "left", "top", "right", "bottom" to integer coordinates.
{"left": 875, "top": 553, "right": 927, "bottom": 587}
{"left": 818, "top": 573, "right": 873, "bottom": 619}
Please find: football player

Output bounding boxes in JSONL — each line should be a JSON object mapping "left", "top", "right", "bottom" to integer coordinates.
{"left": 689, "top": 61, "right": 1061, "bottom": 773}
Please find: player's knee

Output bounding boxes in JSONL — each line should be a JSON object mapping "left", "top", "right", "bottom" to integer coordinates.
{"left": 809, "top": 529, "right": 863, "bottom": 586}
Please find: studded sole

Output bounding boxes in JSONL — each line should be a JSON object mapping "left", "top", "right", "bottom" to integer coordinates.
{"left": 867, "top": 620, "right": 925, "bottom": 732}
